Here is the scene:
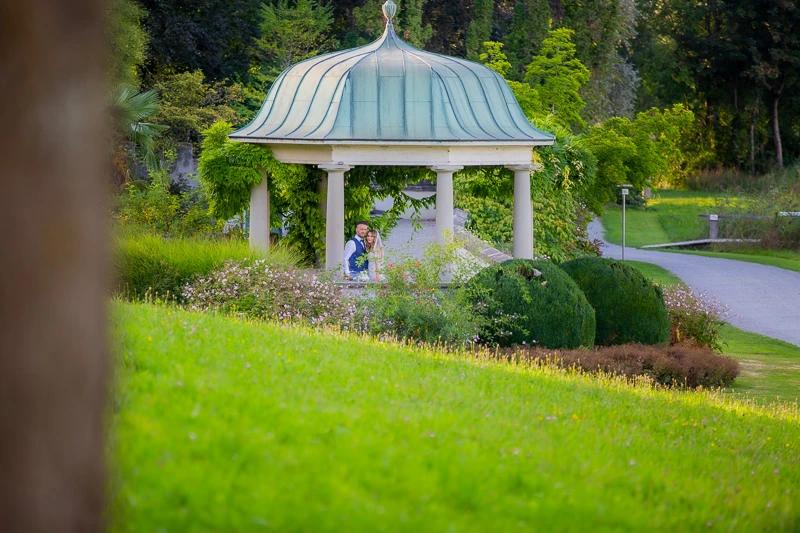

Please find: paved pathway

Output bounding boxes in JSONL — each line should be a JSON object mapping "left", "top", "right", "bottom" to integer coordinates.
{"left": 589, "top": 219, "right": 800, "bottom": 347}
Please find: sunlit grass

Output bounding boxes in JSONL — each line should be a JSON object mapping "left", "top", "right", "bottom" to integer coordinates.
{"left": 624, "top": 261, "right": 800, "bottom": 403}
{"left": 110, "top": 302, "right": 800, "bottom": 532}
{"left": 600, "top": 190, "right": 800, "bottom": 271}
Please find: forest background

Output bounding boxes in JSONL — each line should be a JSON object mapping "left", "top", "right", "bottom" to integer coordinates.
{"left": 109, "top": 0, "right": 800, "bottom": 262}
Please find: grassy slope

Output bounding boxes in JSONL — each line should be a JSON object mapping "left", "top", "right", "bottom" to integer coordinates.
{"left": 111, "top": 302, "right": 800, "bottom": 532}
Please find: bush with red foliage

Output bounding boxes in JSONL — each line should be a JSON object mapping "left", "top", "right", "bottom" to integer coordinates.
{"left": 498, "top": 343, "right": 740, "bottom": 389}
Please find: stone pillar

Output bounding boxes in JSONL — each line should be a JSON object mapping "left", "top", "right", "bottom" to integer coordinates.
{"left": 320, "top": 164, "right": 352, "bottom": 272}
{"left": 430, "top": 165, "right": 463, "bottom": 245}
{"left": 507, "top": 164, "right": 538, "bottom": 259}
{"left": 249, "top": 174, "right": 270, "bottom": 252}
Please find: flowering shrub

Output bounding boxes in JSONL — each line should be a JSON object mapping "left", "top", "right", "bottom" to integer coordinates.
{"left": 662, "top": 286, "right": 728, "bottom": 352}
{"left": 362, "top": 243, "right": 483, "bottom": 346}
{"left": 182, "top": 260, "right": 365, "bottom": 329}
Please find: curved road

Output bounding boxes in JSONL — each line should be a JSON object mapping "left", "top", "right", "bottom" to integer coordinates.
{"left": 588, "top": 219, "right": 800, "bottom": 347}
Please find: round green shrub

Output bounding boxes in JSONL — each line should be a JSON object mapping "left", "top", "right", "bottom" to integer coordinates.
{"left": 559, "top": 257, "right": 670, "bottom": 346}
{"left": 465, "top": 259, "right": 595, "bottom": 349}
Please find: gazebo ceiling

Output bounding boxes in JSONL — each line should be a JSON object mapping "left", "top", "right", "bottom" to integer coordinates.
{"left": 230, "top": 1, "right": 554, "bottom": 149}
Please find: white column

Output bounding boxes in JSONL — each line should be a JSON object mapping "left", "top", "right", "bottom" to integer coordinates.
{"left": 507, "top": 164, "right": 538, "bottom": 259}
{"left": 319, "top": 164, "right": 352, "bottom": 273}
{"left": 430, "top": 165, "right": 463, "bottom": 245}
{"left": 249, "top": 174, "right": 270, "bottom": 252}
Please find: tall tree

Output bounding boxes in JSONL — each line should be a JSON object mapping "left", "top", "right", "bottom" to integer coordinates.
{"left": 107, "top": 0, "right": 149, "bottom": 86}
{"left": 504, "top": 0, "right": 551, "bottom": 81}
{"left": 465, "top": 0, "right": 493, "bottom": 60}
{"left": 423, "top": 0, "right": 471, "bottom": 56}
{"left": 257, "top": 0, "right": 336, "bottom": 82}
{"left": 139, "top": 0, "right": 262, "bottom": 84}
{"left": 734, "top": 0, "right": 800, "bottom": 168}
{"left": 525, "top": 28, "right": 591, "bottom": 131}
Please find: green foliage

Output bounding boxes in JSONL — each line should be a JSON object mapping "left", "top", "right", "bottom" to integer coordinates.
{"left": 662, "top": 286, "right": 728, "bottom": 353}
{"left": 197, "top": 121, "right": 274, "bottom": 221}
{"left": 112, "top": 231, "right": 302, "bottom": 301}
{"left": 465, "top": 259, "right": 596, "bottom": 348}
{"left": 115, "top": 166, "right": 224, "bottom": 238}
{"left": 458, "top": 194, "right": 514, "bottom": 246}
{"left": 352, "top": 0, "right": 433, "bottom": 48}
{"left": 634, "top": 104, "right": 696, "bottom": 187}
{"left": 479, "top": 42, "right": 511, "bottom": 78}
{"left": 362, "top": 243, "right": 481, "bottom": 346}
{"left": 198, "top": 122, "right": 436, "bottom": 263}
{"left": 398, "top": 0, "right": 433, "bottom": 49}
{"left": 108, "top": 84, "right": 168, "bottom": 170}
{"left": 182, "top": 259, "right": 360, "bottom": 329}
{"left": 106, "top": 0, "right": 148, "bottom": 86}
{"left": 138, "top": 0, "right": 262, "bottom": 84}
{"left": 257, "top": 0, "right": 336, "bottom": 84}
{"left": 584, "top": 115, "right": 669, "bottom": 209}
{"left": 560, "top": 258, "right": 671, "bottom": 346}
{"left": 454, "top": 153, "right": 598, "bottom": 262}
{"left": 465, "top": 0, "right": 493, "bottom": 60}
{"left": 151, "top": 71, "right": 246, "bottom": 148}
{"left": 524, "top": 28, "right": 590, "bottom": 132}
{"left": 504, "top": 0, "right": 550, "bottom": 81}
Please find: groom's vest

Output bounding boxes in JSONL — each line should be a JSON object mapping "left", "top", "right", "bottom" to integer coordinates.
{"left": 348, "top": 237, "right": 369, "bottom": 273}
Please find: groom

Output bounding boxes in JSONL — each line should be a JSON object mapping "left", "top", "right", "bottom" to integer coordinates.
{"left": 343, "top": 221, "right": 369, "bottom": 280}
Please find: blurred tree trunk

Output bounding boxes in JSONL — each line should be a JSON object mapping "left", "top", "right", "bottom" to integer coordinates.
{"left": 0, "top": 1, "right": 108, "bottom": 532}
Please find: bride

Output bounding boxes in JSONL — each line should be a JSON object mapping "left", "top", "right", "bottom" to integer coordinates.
{"left": 365, "top": 229, "right": 384, "bottom": 281}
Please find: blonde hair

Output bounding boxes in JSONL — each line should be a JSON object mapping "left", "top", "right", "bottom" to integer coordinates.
{"left": 366, "top": 230, "right": 380, "bottom": 252}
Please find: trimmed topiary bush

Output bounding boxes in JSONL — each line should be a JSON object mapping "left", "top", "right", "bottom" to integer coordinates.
{"left": 559, "top": 257, "right": 670, "bottom": 346}
{"left": 465, "top": 259, "right": 595, "bottom": 349}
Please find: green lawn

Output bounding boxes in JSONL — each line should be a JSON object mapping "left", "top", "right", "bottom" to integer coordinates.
{"left": 600, "top": 190, "right": 800, "bottom": 272}
{"left": 110, "top": 302, "right": 800, "bottom": 532}
{"left": 623, "top": 261, "right": 800, "bottom": 403}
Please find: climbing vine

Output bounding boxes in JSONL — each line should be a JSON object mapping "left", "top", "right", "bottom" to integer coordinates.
{"left": 198, "top": 121, "right": 435, "bottom": 263}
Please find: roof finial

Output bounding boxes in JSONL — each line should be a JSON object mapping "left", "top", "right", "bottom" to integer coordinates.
{"left": 382, "top": 0, "right": 397, "bottom": 26}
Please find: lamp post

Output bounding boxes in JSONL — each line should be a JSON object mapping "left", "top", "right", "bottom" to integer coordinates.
{"left": 617, "top": 184, "right": 632, "bottom": 261}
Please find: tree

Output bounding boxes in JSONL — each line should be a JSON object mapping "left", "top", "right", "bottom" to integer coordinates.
{"left": 139, "top": 0, "right": 262, "bottom": 84}
{"left": 150, "top": 70, "right": 245, "bottom": 149}
{"left": 422, "top": 0, "right": 470, "bottom": 56}
{"left": 479, "top": 41, "right": 512, "bottom": 78}
{"left": 257, "top": 0, "right": 337, "bottom": 84}
{"left": 352, "top": 0, "right": 433, "bottom": 49}
{"left": 106, "top": 0, "right": 148, "bottom": 86}
{"left": 735, "top": 0, "right": 800, "bottom": 168}
{"left": 524, "top": 28, "right": 590, "bottom": 131}
{"left": 108, "top": 84, "right": 168, "bottom": 171}
{"left": 465, "top": 0, "right": 493, "bottom": 60}
{"left": 504, "top": 0, "right": 551, "bottom": 81}
{"left": 1, "top": 1, "right": 108, "bottom": 529}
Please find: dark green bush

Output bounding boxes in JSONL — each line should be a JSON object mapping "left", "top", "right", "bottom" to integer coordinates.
{"left": 559, "top": 257, "right": 670, "bottom": 346}
{"left": 465, "top": 259, "right": 595, "bottom": 349}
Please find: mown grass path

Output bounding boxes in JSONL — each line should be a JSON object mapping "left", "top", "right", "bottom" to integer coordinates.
{"left": 111, "top": 302, "right": 800, "bottom": 532}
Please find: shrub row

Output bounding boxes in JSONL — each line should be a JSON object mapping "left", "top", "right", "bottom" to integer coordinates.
{"left": 116, "top": 234, "right": 727, "bottom": 356}
{"left": 499, "top": 343, "right": 740, "bottom": 389}
{"left": 464, "top": 257, "right": 671, "bottom": 350}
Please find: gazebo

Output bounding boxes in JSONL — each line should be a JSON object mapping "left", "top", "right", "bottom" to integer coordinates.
{"left": 230, "top": 0, "right": 554, "bottom": 272}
